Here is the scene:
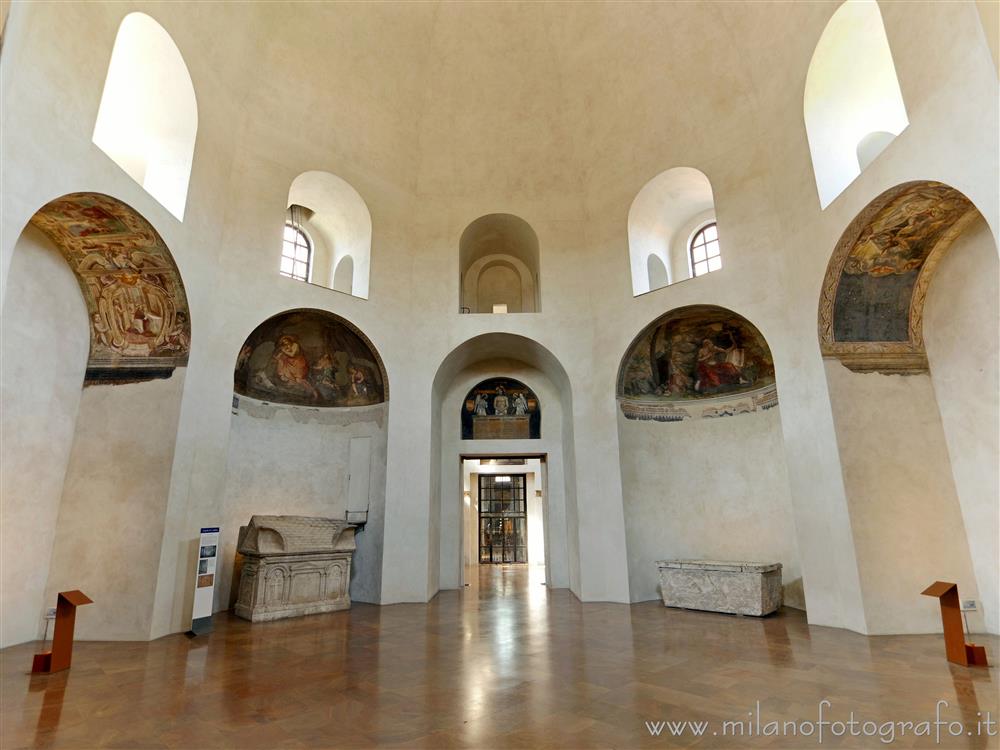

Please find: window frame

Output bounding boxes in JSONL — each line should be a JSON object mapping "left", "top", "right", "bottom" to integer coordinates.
{"left": 280, "top": 223, "right": 313, "bottom": 283}
{"left": 688, "top": 221, "right": 722, "bottom": 278}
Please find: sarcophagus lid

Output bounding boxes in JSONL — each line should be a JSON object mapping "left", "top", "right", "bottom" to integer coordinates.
{"left": 237, "top": 515, "right": 355, "bottom": 556}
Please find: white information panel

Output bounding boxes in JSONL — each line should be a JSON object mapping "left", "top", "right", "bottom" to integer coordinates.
{"left": 191, "top": 527, "right": 219, "bottom": 634}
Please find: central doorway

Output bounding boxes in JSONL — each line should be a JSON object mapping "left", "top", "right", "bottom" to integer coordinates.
{"left": 478, "top": 474, "right": 528, "bottom": 563}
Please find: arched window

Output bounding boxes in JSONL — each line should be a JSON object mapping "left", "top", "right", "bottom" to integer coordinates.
{"left": 92, "top": 13, "right": 198, "bottom": 221}
{"left": 804, "top": 0, "right": 908, "bottom": 209}
{"left": 280, "top": 224, "right": 312, "bottom": 282}
{"left": 689, "top": 223, "right": 721, "bottom": 277}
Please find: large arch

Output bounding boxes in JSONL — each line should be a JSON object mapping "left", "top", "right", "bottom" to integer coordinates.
{"left": 429, "top": 333, "right": 577, "bottom": 596}
{"left": 459, "top": 214, "right": 540, "bottom": 313}
{"left": 818, "top": 180, "right": 998, "bottom": 634}
{"left": 615, "top": 305, "right": 801, "bottom": 605}
{"left": 1, "top": 192, "right": 191, "bottom": 646}
{"left": 220, "top": 308, "right": 390, "bottom": 609}
{"left": 92, "top": 13, "right": 198, "bottom": 220}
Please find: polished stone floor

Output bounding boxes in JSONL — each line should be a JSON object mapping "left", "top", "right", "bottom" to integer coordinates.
{"left": 2, "top": 565, "right": 997, "bottom": 749}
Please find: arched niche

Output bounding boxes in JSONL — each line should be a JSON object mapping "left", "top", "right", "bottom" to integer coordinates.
{"left": 222, "top": 308, "right": 390, "bottom": 611}
{"left": 1, "top": 192, "right": 191, "bottom": 646}
{"left": 614, "top": 305, "right": 802, "bottom": 608}
{"left": 461, "top": 377, "right": 541, "bottom": 440}
{"left": 430, "top": 334, "right": 575, "bottom": 596}
{"left": 617, "top": 305, "right": 777, "bottom": 421}
{"left": 92, "top": 13, "right": 198, "bottom": 221}
{"left": 818, "top": 181, "right": 980, "bottom": 373}
{"left": 459, "top": 214, "right": 539, "bottom": 313}
{"left": 627, "top": 167, "right": 717, "bottom": 295}
{"left": 286, "top": 171, "right": 372, "bottom": 299}
{"left": 804, "top": 0, "right": 909, "bottom": 209}
{"left": 818, "top": 180, "right": 997, "bottom": 635}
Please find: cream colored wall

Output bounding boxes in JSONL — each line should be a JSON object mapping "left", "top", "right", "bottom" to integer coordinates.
{"left": 923, "top": 217, "right": 999, "bottom": 634}
{"left": 217, "top": 399, "right": 388, "bottom": 608}
{"left": 0, "top": 228, "right": 89, "bottom": 648}
{"left": 617, "top": 407, "right": 803, "bottom": 608}
{"left": 44, "top": 373, "right": 186, "bottom": 641}
{"left": 825, "top": 363, "right": 985, "bottom": 634}
{"left": 0, "top": 0, "right": 996, "bottom": 644}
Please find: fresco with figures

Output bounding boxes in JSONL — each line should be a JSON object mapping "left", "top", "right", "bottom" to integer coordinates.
{"left": 617, "top": 306, "right": 777, "bottom": 421}
{"left": 462, "top": 378, "right": 540, "bottom": 439}
{"left": 29, "top": 193, "right": 191, "bottom": 383}
{"left": 234, "top": 309, "right": 386, "bottom": 407}
{"left": 832, "top": 183, "right": 974, "bottom": 343}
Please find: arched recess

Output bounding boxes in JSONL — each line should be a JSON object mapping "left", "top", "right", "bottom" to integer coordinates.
{"left": 804, "top": 0, "right": 909, "bottom": 209}
{"left": 615, "top": 305, "right": 802, "bottom": 606}
{"left": 286, "top": 172, "right": 372, "bottom": 298}
{"left": 818, "top": 180, "right": 998, "bottom": 634}
{"left": 459, "top": 214, "right": 539, "bottom": 313}
{"left": 221, "top": 308, "right": 389, "bottom": 610}
{"left": 92, "top": 13, "right": 198, "bottom": 221}
{"left": 1, "top": 193, "right": 191, "bottom": 647}
{"left": 430, "top": 334, "right": 577, "bottom": 596}
{"left": 627, "top": 167, "right": 717, "bottom": 295}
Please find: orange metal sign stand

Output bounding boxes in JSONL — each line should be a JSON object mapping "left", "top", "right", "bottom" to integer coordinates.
{"left": 921, "top": 581, "right": 989, "bottom": 667}
{"left": 31, "top": 590, "right": 93, "bottom": 674}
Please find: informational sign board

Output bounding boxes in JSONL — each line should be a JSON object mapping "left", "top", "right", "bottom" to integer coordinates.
{"left": 190, "top": 527, "right": 219, "bottom": 635}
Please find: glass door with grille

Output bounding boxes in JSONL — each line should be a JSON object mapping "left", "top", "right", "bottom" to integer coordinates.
{"left": 478, "top": 474, "right": 527, "bottom": 563}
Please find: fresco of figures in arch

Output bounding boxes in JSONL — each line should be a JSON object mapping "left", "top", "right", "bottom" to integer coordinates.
{"left": 618, "top": 306, "right": 777, "bottom": 421}
{"left": 29, "top": 193, "right": 191, "bottom": 381}
{"left": 462, "top": 378, "right": 540, "bottom": 439}
{"left": 234, "top": 310, "right": 386, "bottom": 408}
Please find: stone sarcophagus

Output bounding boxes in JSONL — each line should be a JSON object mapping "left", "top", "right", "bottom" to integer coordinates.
{"left": 656, "top": 560, "right": 782, "bottom": 617}
{"left": 235, "top": 515, "right": 356, "bottom": 622}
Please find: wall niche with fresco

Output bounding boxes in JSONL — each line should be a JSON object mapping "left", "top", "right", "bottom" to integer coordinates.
{"left": 461, "top": 378, "right": 540, "bottom": 439}
{"left": 234, "top": 309, "right": 386, "bottom": 408}
{"left": 617, "top": 305, "right": 777, "bottom": 421}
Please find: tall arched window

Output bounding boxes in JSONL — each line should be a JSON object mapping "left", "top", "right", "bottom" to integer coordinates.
{"left": 280, "top": 224, "right": 312, "bottom": 282}
{"left": 689, "top": 223, "right": 721, "bottom": 277}
{"left": 804, "top": 0, "right": 908, "bottom": 209}
{"left": 92, "top": 13, "right": 198, "bottom": 220}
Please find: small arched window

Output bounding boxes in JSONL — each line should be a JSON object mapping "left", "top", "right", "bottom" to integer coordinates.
{"left": 689, "top": 223, "right": 721, "bottom": 277}
{"left": 280, "top": 224, "right": 312, "bottom": 282}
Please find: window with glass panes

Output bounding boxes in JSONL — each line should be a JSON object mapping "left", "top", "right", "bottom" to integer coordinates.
{"left": 280, "top": 224, "right": 311, "bottom": 282}
{"left": 478, "top": 474, "right": 527, "bottom": 564}
{"left": 689, "top": 222, "right": 722, "bottom": 277}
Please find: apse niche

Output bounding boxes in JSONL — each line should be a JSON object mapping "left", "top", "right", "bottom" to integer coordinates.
{"left": 283, "top": 171, "right": 372, "bottom": 298}
{"left": 805, "top": 0, "right": 908, "bottom": 209}
{"left": 615, "top": 305, "right": 802, "bottom": 609}
{"left": 459, "top": 214, "right": 540, "bottom": 313}
{"left": 1, "top": 192, "right": 191, "bottom": 646}
{"left": 222, "top": 308, "right": 388, "bottom": 611}
{"left": 627, "top": 167, "right": 719, "bottom": 295}
{"left": 92, "top": 13, "right": 198, "bottom": 220}
{"left": 819, "top": 180, "right": 997, "bottom": 634}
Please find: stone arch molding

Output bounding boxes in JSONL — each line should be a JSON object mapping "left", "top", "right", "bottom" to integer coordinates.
{"left": 818, "top": 181, "right": 981, "bottom": 373}
{"left": 27, "top": 192, "right": 191, "bottom": 383}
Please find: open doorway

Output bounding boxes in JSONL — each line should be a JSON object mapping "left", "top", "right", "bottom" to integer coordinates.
{"left": 460, "top": 456, "right": 547, "bottom": 587}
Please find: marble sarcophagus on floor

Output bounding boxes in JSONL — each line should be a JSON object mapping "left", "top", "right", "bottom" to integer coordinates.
{"left": 656, "top": 560, "right": 782, "bottom": 616}
{"left": 235, "top": 515, "right": 356, "bottom": 622}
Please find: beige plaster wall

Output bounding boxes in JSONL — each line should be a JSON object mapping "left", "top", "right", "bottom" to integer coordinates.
{"left": 43, "top": 373, "right": 186, "bottom": 641}
{"left": 825, "top": 363, "right": 984, "bottom": 634}
{"left": 217, "top": 399, "right": 388, "bottom": 608}
{"left": 617, "top": 407, "right": 803, "bottom": 607}
{"left": 0, "top": 227, "right": 89, "bottom": 647}
{"left": 923, "top": 216, "right": 999, "bottom": 634}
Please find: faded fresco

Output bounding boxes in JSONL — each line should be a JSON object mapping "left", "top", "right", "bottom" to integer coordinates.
{"left": 29, "top": 193, "right": 191, "bottom": 383}
{"left": 234, "top": 310, "right": 386, "bottom": 407}
{"left": 617, "top": 306, "right": 777, "bottom": 421}
{"left": 462, "top": 378, "right": 540, "bottom": 439}
{"left": 832, "top": 183, "right": 973, "bottom": 342}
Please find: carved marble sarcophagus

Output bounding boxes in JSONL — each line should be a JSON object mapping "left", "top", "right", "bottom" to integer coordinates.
{"left": 656, "top": 560, "right": 782, "bottom": 616}
{"left": 235, "top": 515, "right": 356, "bottom": 622}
